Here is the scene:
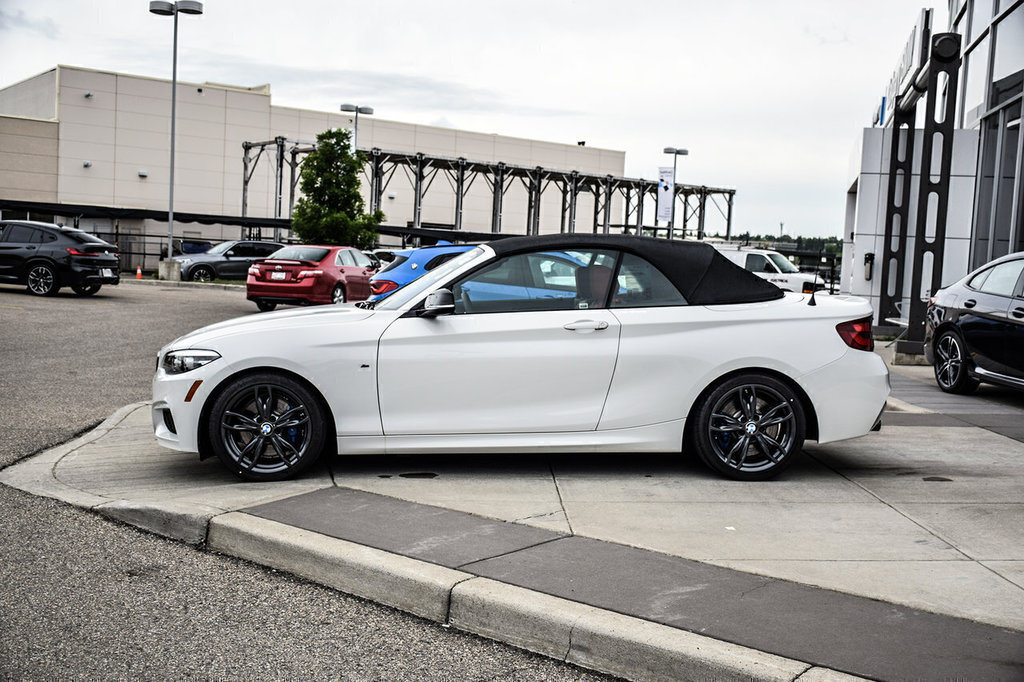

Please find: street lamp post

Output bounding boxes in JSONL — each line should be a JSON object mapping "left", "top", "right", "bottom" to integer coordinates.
{"left": 663, "top": 147, "right": 688, "bottom": 239}
{"left": 340, "top": 104, "right": 374, "bottom": 154}
{"left": 149, "top": 0, "right": 203, "bottom": 262}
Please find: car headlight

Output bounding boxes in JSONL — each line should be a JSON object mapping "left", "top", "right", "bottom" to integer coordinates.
{"left": 161, "top": 349, "right": 220, "bottom": 374}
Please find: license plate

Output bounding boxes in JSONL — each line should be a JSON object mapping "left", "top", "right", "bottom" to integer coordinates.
{"left": 271, "top": 272, "right": 287, "bottom": 280}
{"left": 101, "top": 269, "right": 113, "bottom": 277}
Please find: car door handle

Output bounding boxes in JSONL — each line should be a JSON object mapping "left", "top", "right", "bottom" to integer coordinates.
{"left": 1013, "top": 307, "right": 1024, "bottom": 319}
{"left": 563, "top": 320, "right": 609, "bottom": 332}
{"left": 963, "top": 299, "right": 976, "bottom": 309}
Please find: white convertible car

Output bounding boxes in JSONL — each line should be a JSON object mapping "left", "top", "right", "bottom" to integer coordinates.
{"left": 153, "top": 234, "right": 889, "bottom": 481}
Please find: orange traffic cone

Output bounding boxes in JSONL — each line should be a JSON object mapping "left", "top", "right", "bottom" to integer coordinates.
{"left": 136, "top": 266, "right": 142, "bottom": 280}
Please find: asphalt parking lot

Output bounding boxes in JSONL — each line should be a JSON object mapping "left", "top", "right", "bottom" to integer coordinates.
{"left": 3, "top": 279, "right": 1024, "bottom": 680}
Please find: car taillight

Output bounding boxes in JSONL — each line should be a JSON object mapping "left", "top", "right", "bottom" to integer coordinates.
{"left": 66, "top": 248, "right": 98, "bottom": 257}
{"left": 297, "top": 269, "right": 323, "bottom": 279}
{"left": 248, "top": 265, "right": 260, "bottom": 276}
{"left": 836, "top": 316, "right": 874, "bottom": 352}
{"left": 370, "top": 280, "right": 398, "bottom": 295}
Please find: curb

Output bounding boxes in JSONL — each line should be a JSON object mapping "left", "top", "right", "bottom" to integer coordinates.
{"left": 123, "top": 278, "right": 244, "bottom": 292}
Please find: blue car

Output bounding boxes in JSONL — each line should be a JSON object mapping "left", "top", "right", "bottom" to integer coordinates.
{"left": 367, "top": 243, "right": 475, "bottom": 302}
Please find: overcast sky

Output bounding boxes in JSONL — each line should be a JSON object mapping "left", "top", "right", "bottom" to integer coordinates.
{"left": 0, "top": 0, "right": 945, "bottom": 238}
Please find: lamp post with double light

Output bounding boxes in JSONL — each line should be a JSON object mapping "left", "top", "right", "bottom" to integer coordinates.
{"left": 663, "top": 147, "right": 688, "bottom": 239}
{"left": 149, "top": 0, "right": 203, "bottom": 262}
{"left": 340, "top": 104, "right": 374, "bottom": 154}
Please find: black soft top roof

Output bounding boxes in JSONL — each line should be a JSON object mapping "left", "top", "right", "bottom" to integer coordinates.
{"left": 488, "top": 234, "right": 784, "bottom": 305}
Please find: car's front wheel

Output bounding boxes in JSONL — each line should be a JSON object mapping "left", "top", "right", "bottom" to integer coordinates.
{"left": 208, "top": 373, "right": 327, "bottom": 481}
{"left": 693, "top": 373, "right": 805, "bottom": 480}
{"left": 933, "top": 329, "right": 979, "bottom": 394}
{"left": 27, "top": 263, "right": 59, "bottom": 296}
{"left": 190, "top": 265, "right": 215, "bottom": 282}
{"left": 72, "top": 283, "right": 101, "bottom": 296}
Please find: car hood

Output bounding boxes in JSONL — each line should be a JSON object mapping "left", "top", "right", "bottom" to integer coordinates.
{"left": 164, "top": 304, "right": 377, "bottom": 351}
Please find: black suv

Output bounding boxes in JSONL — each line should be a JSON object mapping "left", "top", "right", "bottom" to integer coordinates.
{"left": 0, "top": 221, "right": 120, "bottom": 296}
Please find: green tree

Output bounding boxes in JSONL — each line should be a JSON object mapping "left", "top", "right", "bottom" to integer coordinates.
{"left": 290, "top": 128, "right": 383, "bottom": 248}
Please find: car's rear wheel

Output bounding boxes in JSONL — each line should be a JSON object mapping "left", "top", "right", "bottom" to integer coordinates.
{"left": 27, "top": 263, "right": 59, "bottom": 296}
{"left": 191, "top": 265, "right": 214, "bottom": 282}
{"left": 208, "top": 373, "right": 326, "bottom": 481}
{"left": 693, "top": 373, "right": 804, "bottom": 480}
{"left": 255, "top": 299, "right": 277, "bottom": 312}
{"left": 72, "top": 283, "right": 101, "bottom": 296}
{"left": 331, "top": 284, "right": 346, "bottom": 304}
{"left": 933, "top": 329, "right": 979, "bottom": 394}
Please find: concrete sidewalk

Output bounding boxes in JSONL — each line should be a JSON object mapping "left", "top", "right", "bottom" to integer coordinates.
{"left": 3, "top": 352, "right": 1024, "bottom": 680}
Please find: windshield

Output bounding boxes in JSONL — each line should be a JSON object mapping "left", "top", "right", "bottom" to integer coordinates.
{"left": 205, "top": 241, "right": 234, "bottom": 255}
{"left": 768, "top": 252, "right": 800, "bottom": 273}
{"left": 375, "top": 247, "right": 486, "bottom": 311}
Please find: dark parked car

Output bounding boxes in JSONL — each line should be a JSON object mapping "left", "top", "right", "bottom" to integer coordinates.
{"left": 925, "top": 251, "right": 1024, "bottom": 393}
{"left": 170, "top": 240, "right": 284, "bottom": 281}
{"left": 0, "top": 220, "right": 119, "bottom": 296}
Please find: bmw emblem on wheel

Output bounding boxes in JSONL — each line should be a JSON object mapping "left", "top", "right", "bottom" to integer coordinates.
{"left": 260, "top": 423, "right": 273, "bottom": 436}
{"left": 745, "top": 422, "right": 758, "bottom": 435}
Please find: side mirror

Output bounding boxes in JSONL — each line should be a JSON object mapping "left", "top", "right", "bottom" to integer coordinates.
{"left": 420, "top": 288, "right": 455, "bottom": 317}
{"left": 225, "top": 250, "right": 235, "bottom": 258}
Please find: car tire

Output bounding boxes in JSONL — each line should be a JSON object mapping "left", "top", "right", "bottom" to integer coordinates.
{"left": 692, "top": 373, "right": 805, "bottom": 481}
{"left": 933, "top": 329, "right": 979, "bottom": 394}
{"left": 27, "top": 263, "right": 59, "bottom": 296}
{"left": 331, "top": 284, "right": 346, "bottom": 304}
{"left": 190, "top": 265, "right": 215, "bottom": 282}
{"left": 208, "top": 372, "right": 327, "bottom": 481}
{"left": 71, "top": 284, "right": 101, "bottom": 296}
{"left": 255, "top": 299, "right": 277, "bottom": 312}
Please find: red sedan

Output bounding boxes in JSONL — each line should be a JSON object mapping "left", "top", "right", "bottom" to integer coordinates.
{"left": 246, "top": 245, "right": 376, "bottom": 312}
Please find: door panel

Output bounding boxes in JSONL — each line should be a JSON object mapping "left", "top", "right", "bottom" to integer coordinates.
{"left": 377, "top": 310, "right": 620, "bottom": 435}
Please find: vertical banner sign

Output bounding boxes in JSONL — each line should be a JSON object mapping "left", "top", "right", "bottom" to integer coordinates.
{"left": 657, "top": 166, "right": 674, "bottom": 222}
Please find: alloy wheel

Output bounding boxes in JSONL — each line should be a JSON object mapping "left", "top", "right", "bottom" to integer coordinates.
{"left": 218, "top": 383, "right": 313, "bottom": 476}
{"left": 27, "top": 264, "right": 56, "bottom": 295}
{"left": 705, "top": 382, "right": 798, "bottom": 475}
{"left": 934, "top": 332, "right": 964, "bottom": 390}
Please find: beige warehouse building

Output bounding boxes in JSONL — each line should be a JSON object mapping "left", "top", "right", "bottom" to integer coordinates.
{"left": 0, "top": 65, "right": 626, "bottom": 261}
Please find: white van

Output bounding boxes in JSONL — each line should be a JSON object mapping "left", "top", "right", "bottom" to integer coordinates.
{"left": 712, "top": 243, "right": 825, "bottom": 293}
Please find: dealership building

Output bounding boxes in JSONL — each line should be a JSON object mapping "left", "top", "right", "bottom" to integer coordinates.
{"left": 843, "top": 0, "right": 1023, "bottom": 350}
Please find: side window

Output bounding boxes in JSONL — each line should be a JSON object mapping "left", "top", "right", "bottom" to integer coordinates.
{"left": 425, "top": 253, "right": 463, "bottom": 270}
{"left": 254, "top": 243, "right": 280, "bottom": 257}
{"left": 452, "top": 248, "right": 614, "bottom": 314}
{"left": 745, "top": 254, "right": 773, "bottom": 273}
{"left": 975, "top": 260, "right": 1024, "bottom": 297}
{"left": 229, "top": 243, "right": 255, "bottom": 257}
{"left": 611, "top": 253, "right": 687, "bottom": 308}
{"left": 337, "top": 249, "right": 357, "bottom": 267}
{"left": 3, "top": 225, "right": 38, "bottom": 243}
{"left": 0, "top": 224, "right": 6, "bottom": 241}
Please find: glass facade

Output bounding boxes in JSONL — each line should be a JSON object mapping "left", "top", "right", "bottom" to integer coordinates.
{"left": 954, "top": 0, "right": 1024, "bottom": 267}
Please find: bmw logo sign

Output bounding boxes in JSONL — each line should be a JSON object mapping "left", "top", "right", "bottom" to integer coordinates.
{"left": 745, "top": 422, "right": 757, "bottom": 435}
{"left": 260, "top": 423, "right": 273, "bottom": 436}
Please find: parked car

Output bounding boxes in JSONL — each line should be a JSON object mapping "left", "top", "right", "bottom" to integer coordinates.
{"left": 152, "top": 234, "right": 889, "bottom": 483}
{"left": 925, "top": 251, "right": 1024, "bottom": 394}
{"left": 713, "top": 243, "right": 826, "bottom": 293}
{"left": 170, "top": 240, "right": 284, "bottom": 281}
{"left": 0, "top": 220, "right": 119, "bottom": 296}
{"left": 246, "top": 245, "right": 376, "bottom": 311}
{"left": 368, "top": 243, "right": 475, "bottom": 301}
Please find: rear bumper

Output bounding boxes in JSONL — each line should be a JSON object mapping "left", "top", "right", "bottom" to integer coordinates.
{"left": 247, "top": 278, "right": 330, "bottom": 304}
{"left": 800, "top": 349, "right": 891, "bottom": 443}
{"left": 68, "top": 261, "right": 120, "bottom": 286}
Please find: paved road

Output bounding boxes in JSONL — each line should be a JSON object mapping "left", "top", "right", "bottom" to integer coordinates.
{"left": 0, "top": 281, "right": 611, "bottom": 680}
